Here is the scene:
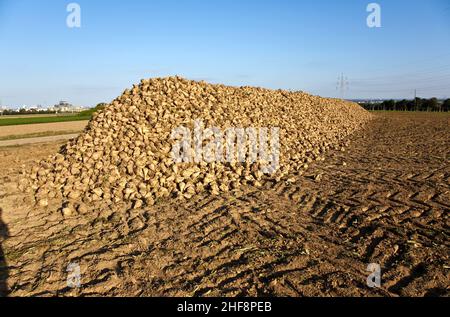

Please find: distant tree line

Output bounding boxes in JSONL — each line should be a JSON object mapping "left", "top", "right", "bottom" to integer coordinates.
{"left": 0, "top": 103, "right": 107, "bottom": 116}
{"left": 0, "top": 109, "right": 57, "bottom": 115}
{"left": 359, "top": 98, "right": 450, "bottom": 112}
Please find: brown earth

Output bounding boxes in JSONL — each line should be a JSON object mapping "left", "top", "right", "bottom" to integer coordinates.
{"left": 0, "top": 112, "right": 448, "bottom": 297}
{"left": 0, "top": 134, "right": 80, "bottom": 147}
{"left": 0, "top": 121, "right": 88, "bottom": 138}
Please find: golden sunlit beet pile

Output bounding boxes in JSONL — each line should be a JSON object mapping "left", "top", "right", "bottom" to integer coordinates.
{"left": 23, "top": 77, "right": 372, "bottom": 210}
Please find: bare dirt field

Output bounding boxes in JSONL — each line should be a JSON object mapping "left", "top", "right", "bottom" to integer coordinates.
{"left": 0, "top": 134, "right": 80, "bottom": 147}
{"left": 0, "top": 121, "right": 88, "bottom": 139}
{"left": 0, "top": 112, "right": 448, "bottom": 297}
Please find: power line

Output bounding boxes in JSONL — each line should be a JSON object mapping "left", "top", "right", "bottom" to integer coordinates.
{"left": 355, "top": 52, "right": 450, "bottom": 76}
{"left": 347, "top": 63, "right": 450, "bottom": 97}
{"left": 351, "top": 84, "right": 450, "bottom": 92}
{"left": 351, "top": 73, "right": 450, "bottom": 87}
{"left": 352, "top": 64, "right": 450, "bottom": 82}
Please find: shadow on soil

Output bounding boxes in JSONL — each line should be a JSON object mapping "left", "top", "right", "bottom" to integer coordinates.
{"left": 0, "top": 207, "right": 10, "bottom": 297}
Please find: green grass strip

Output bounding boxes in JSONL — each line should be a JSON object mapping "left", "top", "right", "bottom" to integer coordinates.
{"left": 0, "top": 115, "right": 91, "bottom": 126}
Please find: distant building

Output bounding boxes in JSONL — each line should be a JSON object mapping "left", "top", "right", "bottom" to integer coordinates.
{"left": 27, "top": 105, "right": 46, "bottom": 112}
{"left": 50, "top": 101, "right": 84, "bottom": 113}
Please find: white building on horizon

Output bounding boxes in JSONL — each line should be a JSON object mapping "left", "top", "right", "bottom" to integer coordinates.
{"left": 49, "top": 101, "right": 84, "bottom": 113}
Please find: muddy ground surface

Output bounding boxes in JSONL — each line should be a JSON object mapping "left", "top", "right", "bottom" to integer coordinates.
{"left": 0, "top": 112, "right": 448, "bottom": 297}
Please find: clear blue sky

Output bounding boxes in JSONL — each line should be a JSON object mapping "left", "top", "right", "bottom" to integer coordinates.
{"left": 1, "top": 0, "right": 450, "bottom": 107}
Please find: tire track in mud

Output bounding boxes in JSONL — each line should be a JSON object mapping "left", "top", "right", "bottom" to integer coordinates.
{"left": 0, "top": 113, "right": 449, "bottom": 297}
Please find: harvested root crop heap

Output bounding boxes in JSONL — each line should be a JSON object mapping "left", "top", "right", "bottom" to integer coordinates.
{"left": 25, "top": 77, "right": 372, "bottom": 209}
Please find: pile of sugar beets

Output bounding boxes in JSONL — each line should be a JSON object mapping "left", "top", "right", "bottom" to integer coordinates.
{"left": 22, "top": 77, "right": 372, "bottom": 212}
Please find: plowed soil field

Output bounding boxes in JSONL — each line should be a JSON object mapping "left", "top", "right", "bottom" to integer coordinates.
{"left": 0, "top": 112, "right": 448, "bottom": 297}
